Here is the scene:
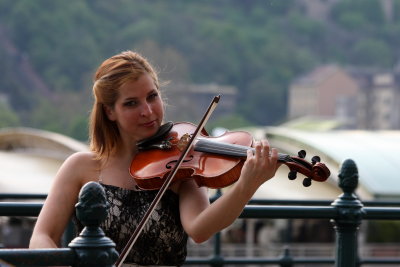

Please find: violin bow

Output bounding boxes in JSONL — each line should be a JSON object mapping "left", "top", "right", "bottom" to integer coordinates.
{"left": 115, "top": 95, "right": 221, "bottom": 266}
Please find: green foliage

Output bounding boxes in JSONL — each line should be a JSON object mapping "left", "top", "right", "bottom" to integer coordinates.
{"left": 335, "top": 12, "right": 366, "bottom": 30}
{"left": 0, "top": 0, "right": 398, "bottom": 138}
{"left": 68, "top": 115, "right": 89, "bottom": 142}
{"left": 331, "top": 0, "right": 384, "bottom": 27}
{"left": 352, "top": 39, "right": 392, "bottom": 67}
{"left": 0, "top": 101, "right": 20, "bottom": 128}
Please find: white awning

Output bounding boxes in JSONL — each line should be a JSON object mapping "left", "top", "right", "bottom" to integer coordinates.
{"left": 0, "top": 151, "right": 61, "bottom": 194}
{"left": 0, "top": 127, "right": 88, "bottom": 194}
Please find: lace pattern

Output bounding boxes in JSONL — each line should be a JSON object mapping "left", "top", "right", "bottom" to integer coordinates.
{"left": 74, "top": 183, "right": 188, "bottom": 266}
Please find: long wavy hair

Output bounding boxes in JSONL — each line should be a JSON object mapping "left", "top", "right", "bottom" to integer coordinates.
{"left": 89, "top": 51, "right": 160, "bottom": 161}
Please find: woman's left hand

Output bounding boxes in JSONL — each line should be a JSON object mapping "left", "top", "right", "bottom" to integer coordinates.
{"left": 178, "top": 138, "right": 280, "bottom": 243}
{"left": 239, "top": 139, "right": 279, "bottom": 191}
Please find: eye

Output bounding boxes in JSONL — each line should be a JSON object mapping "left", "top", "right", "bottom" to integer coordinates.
{"left": 148, "top": 92, "right": 159, "bottom": 101}
{"left": 123, "top": 100, "right": 138, "bottom": 107}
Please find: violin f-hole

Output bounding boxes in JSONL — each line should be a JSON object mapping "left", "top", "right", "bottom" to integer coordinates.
{"left": 166, "top": 155, "right": 194, "bottom": 169}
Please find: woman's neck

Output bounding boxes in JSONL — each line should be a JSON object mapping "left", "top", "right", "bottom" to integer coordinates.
{"left": 115, "top": 136, "right": 138, "bottom": 157}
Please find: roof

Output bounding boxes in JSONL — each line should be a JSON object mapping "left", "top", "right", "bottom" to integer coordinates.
{"left": 265, "top": 127, "right": 400, "bottom": 199}
{"left": 2, "top": 126, "right": 398, "bottom": 200}
{"left": 0, "top": 127, "right": 88, "bottom": 158}
{"left": 293, "top": 64, "right": 340, "bottom": 87}
{"left": 0, "top": 127, "right": 88, "bottom": 193}
{"left": 222, "top": 126, "right": 343, "bottom": 200}
{"left": 0, "top": 151, "right": 61, "bottom": 193}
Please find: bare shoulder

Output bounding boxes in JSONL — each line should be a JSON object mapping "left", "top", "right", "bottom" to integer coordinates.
{"left": 65, "top": 151, "right": 97, "bottom": 165}
{"left": 57, "top": 151, "right": 100, "bottom": 185}
{"left": 43, "top": 151, "right": 100, "bottom": 209}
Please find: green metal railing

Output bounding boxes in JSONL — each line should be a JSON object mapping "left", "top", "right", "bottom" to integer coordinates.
{"left": 0, "top": 158, "right": 400, "bottom": 266}
{"left": 0, "top": 182, "right": 118, "bottom": 266}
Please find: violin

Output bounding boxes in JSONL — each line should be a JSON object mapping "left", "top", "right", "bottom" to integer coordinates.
{"left": 117, "top": 96, "right": 330, "bottom": 266}
{"left": 130, "top": 122, "right": 330, "bottom": 190}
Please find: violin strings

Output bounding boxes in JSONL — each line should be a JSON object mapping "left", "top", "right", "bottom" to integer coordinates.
{"left": 195, "top": 139, "right": 290, "bottom": 162}
{"left": 195, "top": 139, "right": 248, "bottom": 157}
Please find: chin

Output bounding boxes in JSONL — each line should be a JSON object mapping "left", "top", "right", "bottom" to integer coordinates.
{"left": 142, "top": 126, "right": 159, "bottom": 139}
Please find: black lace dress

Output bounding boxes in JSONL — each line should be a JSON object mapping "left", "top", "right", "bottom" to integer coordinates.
{"left": 75, "top": 183, "right": 188, "bottom": 266}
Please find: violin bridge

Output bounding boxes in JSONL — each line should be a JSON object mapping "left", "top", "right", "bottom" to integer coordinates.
{"left": 177, "top": 133, "right": 191, "bottom": 151}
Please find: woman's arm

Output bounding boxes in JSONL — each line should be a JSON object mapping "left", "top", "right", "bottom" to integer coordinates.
{"left": 29, "top": 152, "right": 94, "bottom": 248}
{"left": 178, "top": 140, "right": 278, "bottom": 243}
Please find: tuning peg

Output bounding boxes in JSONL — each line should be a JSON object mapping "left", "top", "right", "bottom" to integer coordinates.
{"left": 311, "top": 156, "right": 321, "bottom": 165}
{"left": 298, "top": 150, "right": 306, "bottom": 158}
{"left": 288, "top": 171, "right": 297, "bottom": 180}
{"left": 303, "top": 177, "right": 312, "bottom": 187}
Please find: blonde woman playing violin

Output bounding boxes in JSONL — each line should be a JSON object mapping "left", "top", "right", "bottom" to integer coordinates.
{"left": 29, "top": 50, "right": 279, "bottom": 266}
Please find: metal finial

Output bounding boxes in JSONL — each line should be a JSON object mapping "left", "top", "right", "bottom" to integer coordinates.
{"left": 338, "top": 159, "right": 359, "bottom": 194}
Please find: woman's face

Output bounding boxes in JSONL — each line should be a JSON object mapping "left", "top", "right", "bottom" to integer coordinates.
{"left": 106, "top": 73, "right": 164, "bottom": 144}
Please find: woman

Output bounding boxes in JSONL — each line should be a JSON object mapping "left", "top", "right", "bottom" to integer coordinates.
{"left": 29, "top": 51, "right": 279, "bottom": 266}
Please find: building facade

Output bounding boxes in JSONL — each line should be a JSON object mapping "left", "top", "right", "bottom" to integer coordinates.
{"left": 288, "top": 65, "right": 400, "bottom": 130}
{"left": 351, "top": 70, "right": 400, "bottom": 130}
{"left": 288, "top": 65, "right": 359, "bottom": 128}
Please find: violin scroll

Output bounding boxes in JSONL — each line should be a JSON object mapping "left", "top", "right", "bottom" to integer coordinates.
{"left": 283, "top": 150, "right": 330, "bottom": 187}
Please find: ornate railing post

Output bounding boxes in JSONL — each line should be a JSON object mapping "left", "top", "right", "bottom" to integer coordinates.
{"left": 68, "top": 181, "right": 119, "bottom": 267}
{"left": 331, "top": 159, "right": 364, "bottom": 267}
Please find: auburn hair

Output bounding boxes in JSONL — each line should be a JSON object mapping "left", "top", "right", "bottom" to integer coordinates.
{"left": 89, "top": 51, "right": 159, "bottom": 161}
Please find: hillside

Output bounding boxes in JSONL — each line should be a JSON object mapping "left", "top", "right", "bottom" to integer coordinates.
{"left": 0, "top": 0, "right": 399, "bottom": 140}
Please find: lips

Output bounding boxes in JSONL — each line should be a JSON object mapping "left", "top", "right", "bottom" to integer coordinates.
{"left": 140, "top": 120, "right": 157, "bottom": 128}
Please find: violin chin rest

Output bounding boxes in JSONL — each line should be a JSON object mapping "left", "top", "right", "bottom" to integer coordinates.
{"left": 137, "top": 121, "right": 174, "bottom": 151}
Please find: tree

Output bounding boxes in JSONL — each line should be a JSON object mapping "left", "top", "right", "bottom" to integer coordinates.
{"left": 0, "top": 101, "right": 20, "bottom": 128}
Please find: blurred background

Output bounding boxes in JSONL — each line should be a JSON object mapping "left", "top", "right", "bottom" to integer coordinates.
{"left": 1, "top": 0, "right": 400, "bottom": 136}
{"left": 1, "top": 0, "right": 400, "bottom": 262}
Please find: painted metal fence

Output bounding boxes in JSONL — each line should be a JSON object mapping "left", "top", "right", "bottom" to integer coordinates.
{"left": 0, "top": 158, "right": 399, "bottom": 266}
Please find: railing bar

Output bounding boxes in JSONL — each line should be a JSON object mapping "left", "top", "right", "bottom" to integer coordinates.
{"left": 363, "top": 207, "right": 400, "bottom": 219}
{"left": 0, "top": 203, "right": 337, "bottom": 218}
{"left": 0, "top": 202, "right": 43, "bottom": 216}
{"left": 185, "top": 257, "right": 335, "bottom": 264}
{"left": 212, "top": 197, "right": 400, "bottom": 206}
{"left": 2, "top": 203, "right": 400, "bottom": 220}
{"left": 248, "top": 199, "right": 400, "bottom": 206}
{"left": 3, "top": 194, "right": 400, "bottom": 206}
{"left": 0, "top": 193, "right": 47, "bottom": 200}
{"left": 248, "top": 199, "right": 333, "bottom": 206}
{"left": 240, "top": 206, "right": 337, "bottom": 219}
{"left": 360, "top": 258, "right": 400, "bottom": 264}
{"left": 0, "top": 248, "right": 75, "bottom": 266}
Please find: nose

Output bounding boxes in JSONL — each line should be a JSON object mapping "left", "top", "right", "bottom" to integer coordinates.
{"left": 140, "top": 102, "right": 152, "bottom": 117}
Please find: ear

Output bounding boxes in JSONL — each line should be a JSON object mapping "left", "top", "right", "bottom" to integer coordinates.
{"left": 104, "top": 105, "right": 116, "bottom": 121}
